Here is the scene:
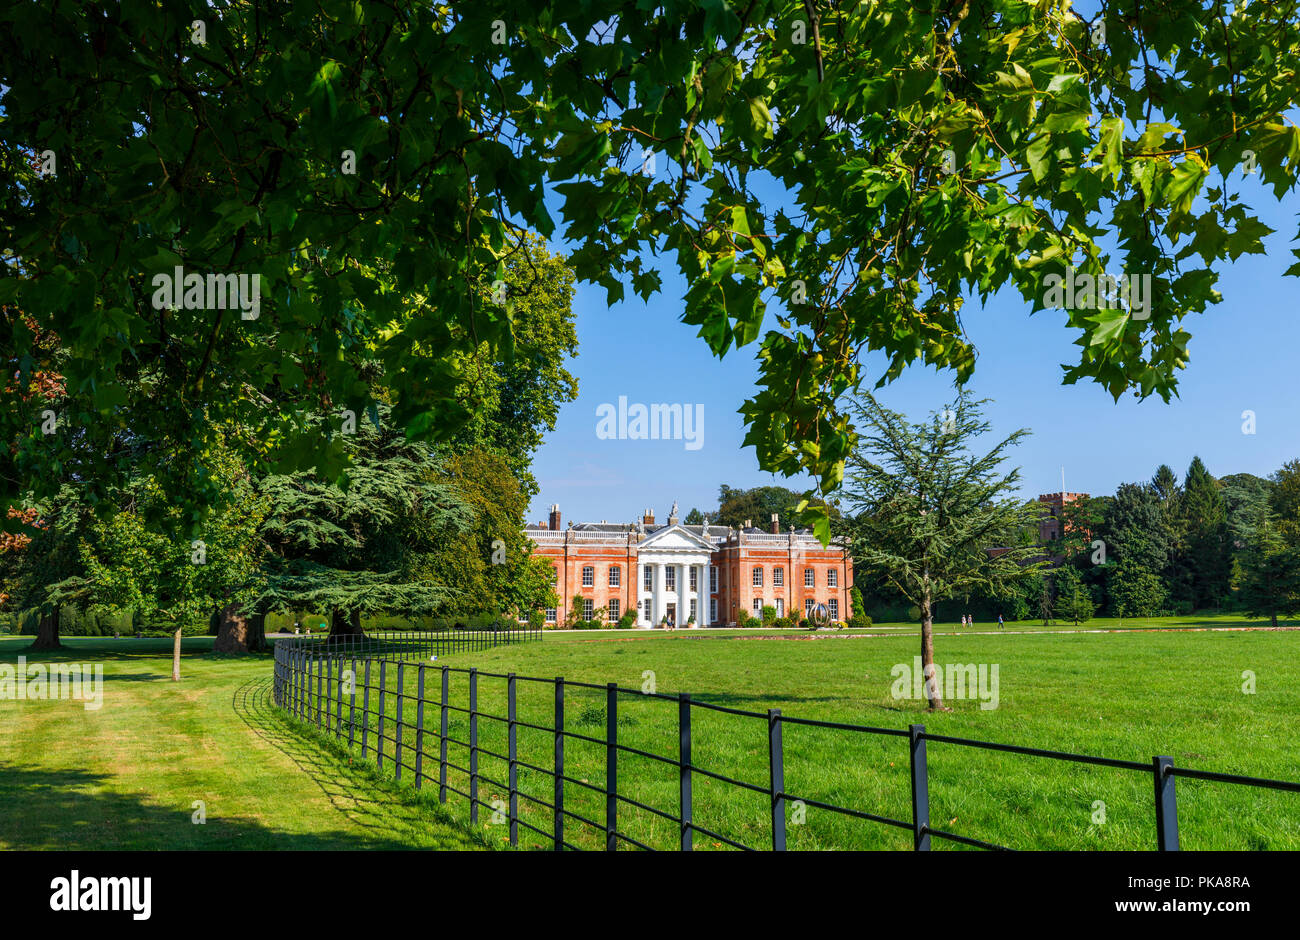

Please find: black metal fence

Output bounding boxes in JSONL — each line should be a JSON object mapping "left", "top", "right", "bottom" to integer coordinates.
{"left": 270, "top": 627, "right": 543, "bottom": 661}
{"left": 271, "top": 634, "right": 1300, "bottom": 851}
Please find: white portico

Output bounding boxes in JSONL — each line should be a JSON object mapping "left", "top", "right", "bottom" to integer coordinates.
{"left": 636, "top": 524, "right": 715, "bottom": 627}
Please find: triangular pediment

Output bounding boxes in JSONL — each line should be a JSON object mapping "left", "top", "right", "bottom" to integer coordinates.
{"left": 639, "top": 525, "right": 713, "bottom": 552}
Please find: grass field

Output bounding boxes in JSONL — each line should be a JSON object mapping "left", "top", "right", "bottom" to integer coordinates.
{"left": 3, "top": 615, "right": 1298, "bottom": 851}
{"left": 282, "top": 615, "right": 1300, "bottom": 851}
{"left": 0, "top": 636, "right": 486, "bottom": 850}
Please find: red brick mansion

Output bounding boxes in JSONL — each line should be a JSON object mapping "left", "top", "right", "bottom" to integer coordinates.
{"left": 526, "top": 503, "right": 854, "bottom": 627}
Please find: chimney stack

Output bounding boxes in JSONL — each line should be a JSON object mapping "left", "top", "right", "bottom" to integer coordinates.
{"left": 770, "top": 513, "right": 780, "bottom": 534}
{"left": 548, "top": 504, "right": 561, "bottom": 531}
{"left": 642, "top": 508, "right": 655, "bottom": 526}
{"left": 744, "top": 518, "right": 752, "bottom": 529}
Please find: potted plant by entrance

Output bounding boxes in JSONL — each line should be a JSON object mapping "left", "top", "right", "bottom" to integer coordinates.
{"left": 687, "top": 613, "right": 696, "bottom": 628}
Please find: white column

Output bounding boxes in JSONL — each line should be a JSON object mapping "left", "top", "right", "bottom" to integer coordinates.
{"left": 697, "top": 564, "right": 706, "bottom": 625}
{"left": 638, "top": 562, "right": 647, "bottom": 625}
{"left": 675, "top": 563, "right": 686, "bottom": 627}
{"left": 653, "top": 562, "right": 665, "bottom": 626}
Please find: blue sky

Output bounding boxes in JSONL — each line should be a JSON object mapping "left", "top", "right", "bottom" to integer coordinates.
{"left": 526, "top": 48, "right": 1300, "bottom": 527}
{"left": 528, "top": 161, "right": 1298, "bottom": 526}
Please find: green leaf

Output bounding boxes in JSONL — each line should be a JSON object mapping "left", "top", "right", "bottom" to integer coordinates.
{"left": 1088, "top": 309, "right": 1128, "bottom": 347}
{"left": 1162, "top": 154, "right": 1209, "bottom": 216}
{"left": 1094, "top": 117, "right": 1124, "bottom": 181}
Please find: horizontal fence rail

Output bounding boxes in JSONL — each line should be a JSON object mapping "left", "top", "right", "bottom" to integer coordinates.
{"left": 272, "top": 626, "right": 544, "bottom": 662}
{"left": 271, "top": 635, "right": 1300, "bottom": 851}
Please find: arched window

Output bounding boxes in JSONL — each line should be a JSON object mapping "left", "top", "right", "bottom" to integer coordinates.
{"left": 752, "top": 567, "right": 764, "bottom": 587}
{"left": 608, "top": 565, "right": 621, "bottom": 587}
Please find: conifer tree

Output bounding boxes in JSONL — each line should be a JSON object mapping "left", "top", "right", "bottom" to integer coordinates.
{"left": 1052, "top": 565, "right": 1095, "bottom": 626}
{"left": 835, "top": 392, "right": 1044, "bottom": 710}
{"left": 1238, "top": 508, "right": 1300, "bottom": 628}
{"left": 1181, "top": 456, "right": 1230, "bottom": 609}
{"left": 256, "top": 405, "right": 473, "bottom": 639}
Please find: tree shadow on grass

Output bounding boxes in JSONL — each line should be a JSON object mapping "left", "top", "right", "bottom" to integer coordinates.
{"left": 0, "top": 758, "right": 436, "bottom": 851}
{"left": 233, "top": 679, "right": 489, "bottom": 852}
{"left": 0, "top": 638, "right": 245, "bottom": 665}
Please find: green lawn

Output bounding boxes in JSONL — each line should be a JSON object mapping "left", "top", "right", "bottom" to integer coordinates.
{"left": 0, "top": 636, "right": 486, "bottom": 850}
{"left": 326, "top": 617, "right": 1300, "bottom": 851}
{"left": 4, "top": 616, "right": 1298, "bottom": 851}
{"left": 548, "top": 611, "right": 1299, "bottom": 636}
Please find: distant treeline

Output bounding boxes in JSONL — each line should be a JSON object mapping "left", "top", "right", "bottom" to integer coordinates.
{"left": 854, "top": 458, "right": 1300, "bottom": 624}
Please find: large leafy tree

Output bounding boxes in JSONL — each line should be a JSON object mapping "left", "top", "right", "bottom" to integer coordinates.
{"left": 1237, "top": 506, "right": 1300, "bottom": 628}
{"left": 1108, "top": 561, "right": 1167, "bottom": 619}
{"left": 4, "top": 1, "right": 1300, "bottom": 536}
{"left": 413, "top": 447, "right": 557, "bottom": 620}
{"left": 712, "top": 483, "right": 824, "bottom": 530}
{"left": 0, "top": 486, "right": 96, "bottom": 650}
{"left": 835, "top": 392, "right": 1043, "bottom": 710}
{"left": 1269, "top": 460, "right": 1300, "bottom": 543}
{"left": 446, "top": 235, "right": 579, "bottom": 501}
{"left": 75, "top": 465, "right": 266, "bottom": 679}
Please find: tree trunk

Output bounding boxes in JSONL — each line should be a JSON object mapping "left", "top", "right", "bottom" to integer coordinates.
{"left": 328, "top": 608, "right": 364, "bottom": 638}
{"left": 172, "top": 628, "right": 182, "bottom": 681}
{"left": 214, "top": 604, "right": 267, "bottom": 654}
{"left": 29, "top": 606, "right": 62, "bottom": 650}
{"left": 920, "top": 594, "right": 945, "bottom": 711}
{"left": 1272, "top": 611, "right": 1279, "bottom": 628}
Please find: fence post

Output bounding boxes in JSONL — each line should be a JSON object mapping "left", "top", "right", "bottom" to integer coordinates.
{"left": 361, "top": 659, "right": 371, "bottom": 757}
{"left": 606, "top": 683, "right": 618, "bottom": 851}
{"left": 1153, "top": 756, "right": 1179, "bottom": 851}
{"left": 394, "top": 662, "right": 405, "bottom": 783}
{"left": 415, "top": 665, "right": 426, "bottom": 790}
{"left": 321, "top": 655, "right": 330, "bottom": 733}
{"left": 469, "top": 669, "right": 479, "bottom": 824}
{"left": 439, "top": 666, "right": 449, "bottom": 804}
{"left": 909, "top": 724, "right": 930, "bottom": 850}
{"left": 508, "top": 673, "right": 518, "bottom": 847}
{"left": 348, "top": 656, "right": 357, "bottom": 749}
{"left": 554, "top": 678, "right": 564, "bottom": 851}
{"left": 335, "top": 656, "right": 344, "bottom": 736}
{"left": 377, "top": 660, "right": 386, "bottom": 771}
{"left": 315, "top": 653, "right": 323, "bottom": 729}
{"left": 769, "top": 708, "right": 786, "bottom": 851}
{"left": 679, "top": 693, "right": 693, "bottom": 851}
